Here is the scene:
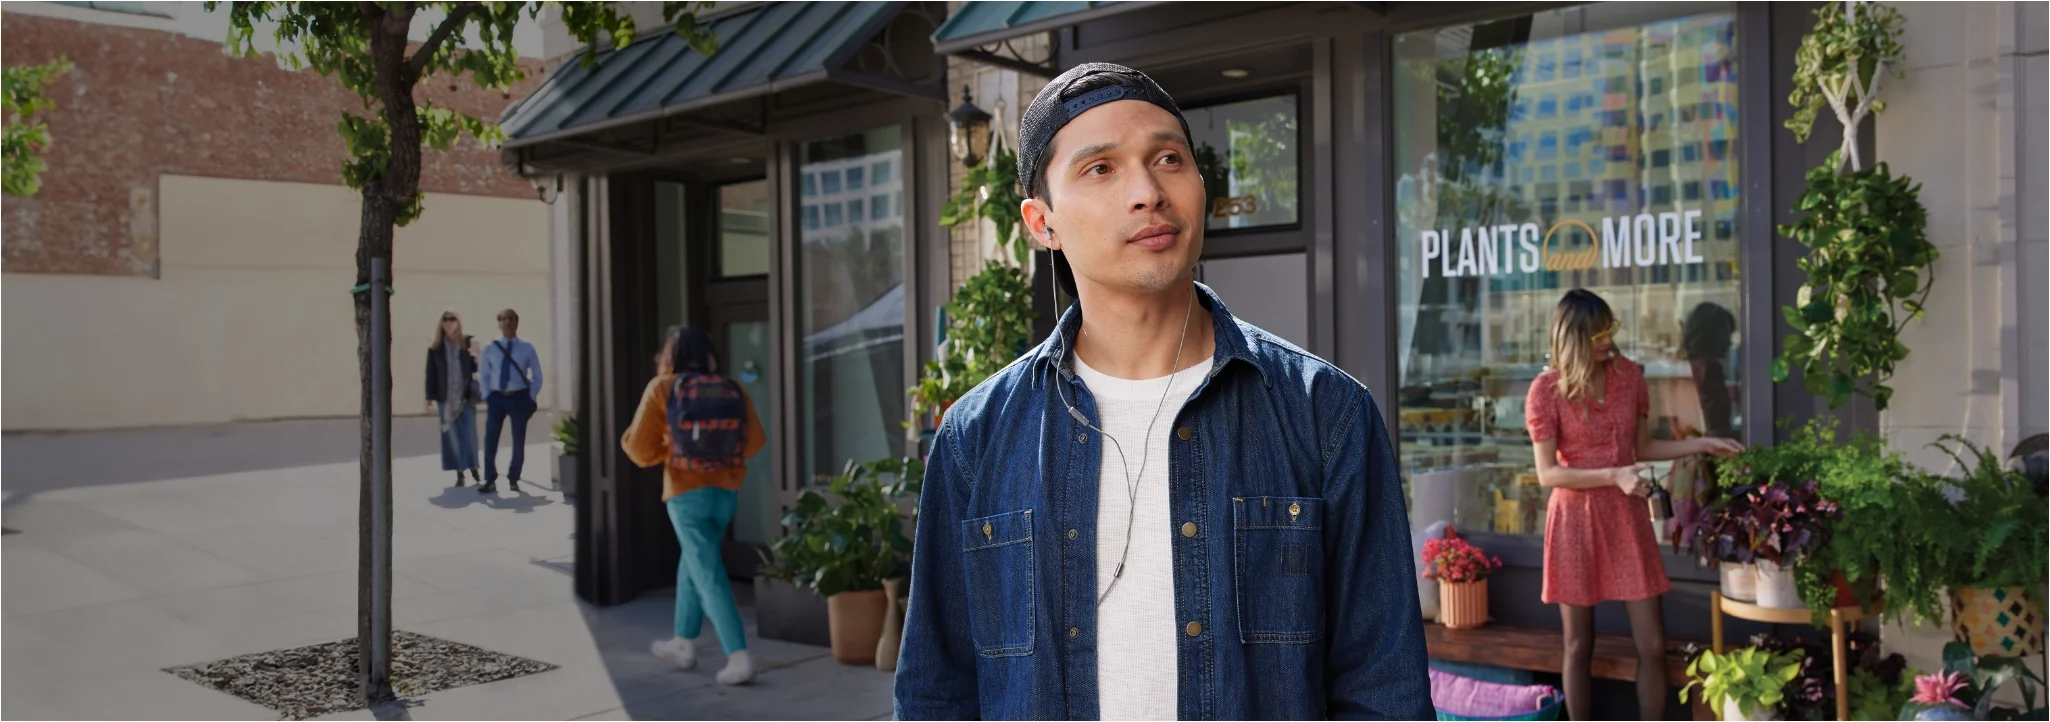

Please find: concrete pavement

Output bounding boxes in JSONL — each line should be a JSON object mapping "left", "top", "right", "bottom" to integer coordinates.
{"left": 1, "top": 418, "right": 894, "bottom": 720}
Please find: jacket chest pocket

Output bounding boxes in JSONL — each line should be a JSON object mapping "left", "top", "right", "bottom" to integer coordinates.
{"left": 1233, "top": 496, "right": 1324, "bottom": 644}
{"left": 960, "top": 509, "right": 1036, "bottom": 657}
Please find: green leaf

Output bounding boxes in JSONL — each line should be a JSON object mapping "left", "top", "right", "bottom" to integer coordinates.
{"left": 1782, "top": 304, "right": 1811, "bottom": 332}
{"left": 1801, "top": 296, "right": 1835, "bottom": 324}
{"left": 1826, "top": 373, "right": 1854, "bottom": 408}
{"left": 1770, "top": 356, "right": 1792, "bottom": 383}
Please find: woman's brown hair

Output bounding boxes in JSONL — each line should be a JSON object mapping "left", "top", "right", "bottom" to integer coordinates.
{"left": 1548, "top": 289, "right": 1616, "bottom": 402}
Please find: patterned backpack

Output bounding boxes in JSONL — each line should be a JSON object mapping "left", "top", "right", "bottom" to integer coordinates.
{"left": 665, "top": 372, "right": 748, "bottom": 471}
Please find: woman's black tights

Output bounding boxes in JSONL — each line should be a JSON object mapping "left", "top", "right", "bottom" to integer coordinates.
{"left": 1560, "top": 598, "right": 1668, "bottom": 720}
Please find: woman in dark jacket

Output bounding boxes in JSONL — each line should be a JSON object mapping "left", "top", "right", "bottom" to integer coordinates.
{"left": 427, "top": 310, "right": 482, "bottom": 485}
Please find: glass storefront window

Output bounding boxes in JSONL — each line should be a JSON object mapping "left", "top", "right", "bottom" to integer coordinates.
{"left": 1393, "top": 4, "right": 1742, "bottom": 539}
{"left": 718, "top": 180, "right": 770, "bottom": 278}
{"left": 798, "top": 126, "right": 907, "bottom": 486}
{"left": 1184, "top": 94, "right": 1300, "bottom": 231}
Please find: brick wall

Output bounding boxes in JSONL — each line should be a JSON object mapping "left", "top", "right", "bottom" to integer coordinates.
{"left": 944, "top": 37, "right": 1049, "bottom": 295}
{"left": 0, "top": 12, "right": 544, "bottom": 276}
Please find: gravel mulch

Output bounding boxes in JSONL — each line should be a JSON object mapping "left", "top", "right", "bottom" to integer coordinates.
{"left": 165, "top": 630, "right": 557, "bottom": 720}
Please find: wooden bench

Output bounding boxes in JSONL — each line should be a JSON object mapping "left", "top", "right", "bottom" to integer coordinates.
{"left": 1424, "top": 622, "right": 1699, "bottom": 683}
{"left": 1426, "top": 622, "right": 1716, "bottom": 720}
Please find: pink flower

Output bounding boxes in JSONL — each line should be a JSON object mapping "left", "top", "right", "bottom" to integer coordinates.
{"left": 1910, "top": 672, "right": 1969, "bottom": 708}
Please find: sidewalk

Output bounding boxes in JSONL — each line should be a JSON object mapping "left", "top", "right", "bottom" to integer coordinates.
{"left": 1, "top": 421, "right": 895, "bottom": 720}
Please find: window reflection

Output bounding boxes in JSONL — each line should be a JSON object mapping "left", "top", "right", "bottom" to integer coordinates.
{"left": 1394, "top": 5, "right": 1743, "bottom": 539}
{"left": 1184, "top": 94, "right": 1300, "bottom": 231}
{"left": 798, "top": 126, "right": 907, "bottom": 486}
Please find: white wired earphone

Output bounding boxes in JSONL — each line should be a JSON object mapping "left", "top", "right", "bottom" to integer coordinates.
{"left": 1043, "top": 227, "right": 1197, "bottom": 608}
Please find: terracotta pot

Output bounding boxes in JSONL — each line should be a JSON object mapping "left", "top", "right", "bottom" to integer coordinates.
{"left": 1439, "top": 579, "right": 1489, "bottom": 630}
{"left": 1952, "top": 586, "right": 2045, "bottom": 656}
{"left": 1754, "top": 560, "right": 1802, "bottom": 609}
{"left": 934, "top": 399, "right": 956, "bottom": 428}
{"left": 1721, "top": 563, "right": 1758, "bottom": 603}
{"left": 1826, "top": 568, "right": 1877, "bottom": 609}
{"left": 876, "top": 577, "right": 907, "bottom": 671}
{"left": 827, "top": 589, "right": 888, "bottom": 665}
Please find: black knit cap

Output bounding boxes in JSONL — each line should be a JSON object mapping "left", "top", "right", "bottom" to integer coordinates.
{"left": 1018, "top": 63, "right": 1193, "bottom": 298}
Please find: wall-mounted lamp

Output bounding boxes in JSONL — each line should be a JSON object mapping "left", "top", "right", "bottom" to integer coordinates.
{"left": 948, "top": 85, "right": 994, "bottom": 168}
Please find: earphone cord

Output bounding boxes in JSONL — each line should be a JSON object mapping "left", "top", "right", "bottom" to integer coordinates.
{"left": 1092, "top": 287, "right": 1196, "bottom": 608}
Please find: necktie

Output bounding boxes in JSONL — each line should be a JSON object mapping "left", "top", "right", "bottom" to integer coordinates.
{"left": 499, "top": 342, "right": 517, "bottom": 391}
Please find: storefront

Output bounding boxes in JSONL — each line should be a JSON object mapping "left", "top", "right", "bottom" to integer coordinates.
{"left": 501, "top": 0, "right": 957, "bottom": 606}
{"left": 511, "top": 0, "right": 1889, "bottom": 643}
{"left": 936, "top": 0, "right": 1858, "bottom": 643}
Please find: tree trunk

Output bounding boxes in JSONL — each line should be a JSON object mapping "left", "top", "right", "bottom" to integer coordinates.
{"left": 356, "top": 3, "right": 425, "bottom": 705}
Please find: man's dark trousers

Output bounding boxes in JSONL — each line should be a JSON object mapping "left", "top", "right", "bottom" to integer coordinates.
{"left": 484, "top": 391, "right": 537, "bottom": 482}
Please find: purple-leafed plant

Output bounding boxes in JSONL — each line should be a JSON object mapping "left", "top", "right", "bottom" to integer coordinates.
{"left": 1680, "top": 480, "right": 1840, "bottom": 567}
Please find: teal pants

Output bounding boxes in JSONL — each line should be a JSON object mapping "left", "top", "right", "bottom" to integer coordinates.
{"left": 666, "top": 488, "right": 747, "bottom": 655}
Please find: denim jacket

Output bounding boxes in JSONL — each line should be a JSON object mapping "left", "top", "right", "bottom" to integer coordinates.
{"left": 895, "top": 284, "right": 1432, "bottom": 720}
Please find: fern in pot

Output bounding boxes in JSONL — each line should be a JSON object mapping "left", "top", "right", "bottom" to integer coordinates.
{"left": 1929, "top": 436, "right": 2049, "bottom": 658}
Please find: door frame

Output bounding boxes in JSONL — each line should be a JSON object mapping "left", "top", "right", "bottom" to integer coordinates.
{"left": 706, "top": 294, "right": 770, "bottom": 579}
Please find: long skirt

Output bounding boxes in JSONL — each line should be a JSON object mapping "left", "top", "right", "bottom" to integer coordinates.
{"left": 439, "top": 402, "right": 480, "bottom": 472}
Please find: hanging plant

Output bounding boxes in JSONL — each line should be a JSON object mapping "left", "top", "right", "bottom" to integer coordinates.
{"left": 940, "top": 146, "right": 1032, "bottom": 267}
{"left": 1771, "top": 1, "right": 1936, "bottom": 410}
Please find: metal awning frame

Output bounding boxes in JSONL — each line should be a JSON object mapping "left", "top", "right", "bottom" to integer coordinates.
{"left": 930, "top": 1, "right": 1160, "bottom": 56}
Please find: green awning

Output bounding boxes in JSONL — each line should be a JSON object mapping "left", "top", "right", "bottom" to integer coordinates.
{"left": 501, "top": 1, "right": 906, "bottom": 147}
{"left": 930, "top": 1, "right": 1156, "bottom": 55}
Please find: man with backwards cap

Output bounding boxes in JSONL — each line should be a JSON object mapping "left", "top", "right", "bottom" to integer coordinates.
{"left": 895, "top": 63, "right": 1430, "bottom": 720}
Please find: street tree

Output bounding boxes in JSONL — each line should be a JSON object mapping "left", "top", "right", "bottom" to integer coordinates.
{"left": 202, "top": 1, "right": 717, "bottom": 703}
{"left": 3, "top": 56, "right": 74, "bottom": 197}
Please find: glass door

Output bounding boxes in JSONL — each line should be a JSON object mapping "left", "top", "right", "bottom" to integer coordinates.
{"left": 718, "top": 312, "right": 774, "bottom": 553}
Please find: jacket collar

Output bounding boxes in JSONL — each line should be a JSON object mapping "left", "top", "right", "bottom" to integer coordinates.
{"left": 1031, "top": 282, "right": 1268, "bottom": 388}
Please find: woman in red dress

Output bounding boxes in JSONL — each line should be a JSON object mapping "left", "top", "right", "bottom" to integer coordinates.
{"left": 1526, "top": 289, "right": 1742, "bottom": 720}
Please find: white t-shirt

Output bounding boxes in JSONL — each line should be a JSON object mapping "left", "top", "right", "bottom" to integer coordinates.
{"left": 1074, "top": 353, "right": 1211, "bottom": 722}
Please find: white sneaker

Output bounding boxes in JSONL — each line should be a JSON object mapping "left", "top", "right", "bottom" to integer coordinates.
{"left": 715, "top": 649, "right": 755, "bottom": 686}
{"left": 650, "top": 636, "right": 697, "bottom": 670}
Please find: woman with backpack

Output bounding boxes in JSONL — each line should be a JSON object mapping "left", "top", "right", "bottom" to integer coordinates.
{"left": 622, "top": 326, "right": 765, "bottom": 686}
{"left": 426, "top": 310, "right": 482, "bottom": 486}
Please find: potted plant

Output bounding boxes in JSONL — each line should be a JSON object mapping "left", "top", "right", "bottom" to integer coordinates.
{"left": 1679, "top": 487, "right": 1761, "bottom": 602}
{"left": 1681, "top": 645, "right": 1806, "bottom": 721}
{"left": 1742, "top": 480, "right": 1840, "bottom": 609}
{"left": 1686, "top": 434, "right": 1835, "bottom": 603}
{"left": 551, "top": 415, "right": 579, "bottom": 504}
{"left": 1744, "top": 630, "right": 1912, "bottom": 722}
{"left": 1796, "top": 423, "right": 1959, "bottom": 626}
{"left": 910, "top": 260, "right": 1036, "bottom": 429}
{"left": 1930, "top": 436, "right": 2049, "bottom": 658}
{"left": 1899, "top": 642, "right": 2046, "bottom": 721}
{"left": 758, "top": 457, "right": 920, "bottom": 665}
{"left": 1682, "top": 476, "right": 1838, "bottom": 609}
{"left": 1419, "top": 527, "right": 1501, "bottom": 630}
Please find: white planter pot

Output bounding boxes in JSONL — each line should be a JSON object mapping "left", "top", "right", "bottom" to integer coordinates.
{"left": 1721, "top": 563, "right": 1759, "bottom": 602}
{"left": 1754, "top": 560, "right": 1802, "bottom": 609}
{"left": 1722, "top": 696, "right": 1780, "bottom": 721}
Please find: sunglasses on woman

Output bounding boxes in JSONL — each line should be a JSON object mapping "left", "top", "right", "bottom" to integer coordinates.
{"left": 1590, "top": 320, "right": 1620, "bottom": 344}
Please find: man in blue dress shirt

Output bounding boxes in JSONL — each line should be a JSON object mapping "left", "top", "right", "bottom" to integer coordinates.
{"left": 478, "top": 308, "right": 543, "bottom": 494}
